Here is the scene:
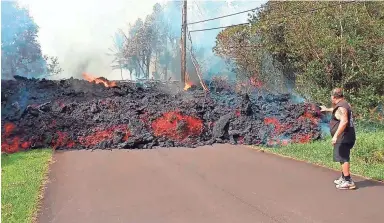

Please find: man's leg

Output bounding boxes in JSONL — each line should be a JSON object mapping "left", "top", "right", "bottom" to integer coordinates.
{"left": 336, "top": 144, "right": 356, "bottom": 189}
{"left": 333, "top": 145, "right": 344, "bottom": 184}
{"left": 334, "top": 162, "right": 345, "bottom": 184}
{"left": 333, "top": 144, "right": 344, "bottom": 185}
{"left": 342, "top": 161, "right": 351, "bottom": 180}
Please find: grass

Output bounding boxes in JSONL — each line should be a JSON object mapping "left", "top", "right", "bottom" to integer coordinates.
{"left": 259, "top": 128, "right": 384, "bottom": 181}
{"left": 1, "top": 149, "right": 52, "bottom": 223}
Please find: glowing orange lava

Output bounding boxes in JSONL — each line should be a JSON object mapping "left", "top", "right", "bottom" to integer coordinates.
{"left": 152, "top": 111, "right": 203, "bottom": 141}
{"left": 1, "top": 122, "right": 31, "bottom": 153}
{"left": 78, "top": 125, "right": 130, "bottom": 147}
{"left": 82, "top": 72, "right": 117, "bottom": 88}
{"left": 4, "top": 123, "right": 16, "bottom": 136}
{"left": 299, "top": 104, "right": 319, "bottom": 125}
{"left": 264, "top": 117, "right": 283, "bottom": 133}
{"left": 51, "top": 131, "right": 70, "bottom": 150}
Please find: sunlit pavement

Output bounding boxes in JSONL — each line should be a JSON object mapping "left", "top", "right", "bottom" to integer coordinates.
{"left": 38, "top": 144, "right": 384, "bottom": 223}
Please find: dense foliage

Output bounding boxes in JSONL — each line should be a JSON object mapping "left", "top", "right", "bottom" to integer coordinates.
{"left": 214, "top": 1, "right": 384, "bottom": 119}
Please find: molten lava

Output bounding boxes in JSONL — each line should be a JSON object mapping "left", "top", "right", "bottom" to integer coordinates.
{"left": 78, "top": 125, "right": 130, "bottom": 147}
{"left": 1, "top": 75, "right": 323, "bottom": 152}
{"left": 82, "top": 72, "right": 117, "bottom": 88}
{"left": 152, "top": 111, "right": 203, "bottom": 141}
{"left": 264, "top": 117, "right": 283, "bottom": 133}
{"left": 51, "top": 131, "right": 70, "bottom": 150}
{"left": 299, "top": 103, "right": 320, "bottom": 125}
{"left": 4, "top": 122, "right": 16, "bottom": 136}
{"left": 1, "top": 122, "right": 31, "bottom": 153}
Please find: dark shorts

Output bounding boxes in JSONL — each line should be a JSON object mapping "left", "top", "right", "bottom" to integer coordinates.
{"left": 333, "top": 142, "right": 355, "bottom": 162}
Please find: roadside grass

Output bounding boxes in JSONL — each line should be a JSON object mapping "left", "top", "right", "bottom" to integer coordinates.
{"left": 1, "top": 149, "right": 52, "bottom": 223}
{"left": 259, "top": 127, "right": 384, "bottom": 181}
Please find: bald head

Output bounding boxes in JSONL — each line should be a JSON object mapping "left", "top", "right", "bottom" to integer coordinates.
{"left": 331, "top": 88, "right": 344, "bottom": 99}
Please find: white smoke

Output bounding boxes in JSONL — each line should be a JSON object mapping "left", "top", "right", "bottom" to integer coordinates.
{"left": 17, "top": 0, "right": 266, "bottom": 80}
{"left": 17, "top": 0, "right": 158, "bottom": 80}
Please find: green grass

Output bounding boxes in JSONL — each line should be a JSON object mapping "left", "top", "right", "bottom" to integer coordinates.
{"left": 1, "top": 149, "right": 52, "bottom": 223}
{"left": 259, "top": 130, "right": 384, "bottom": 181}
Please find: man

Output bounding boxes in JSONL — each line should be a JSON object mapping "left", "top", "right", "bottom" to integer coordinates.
{"left": 320, "top": 88, "right": 356, "bottom": 190}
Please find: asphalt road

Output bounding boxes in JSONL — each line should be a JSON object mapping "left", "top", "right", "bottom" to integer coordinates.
{"left": 38, "top": 144, "right": 384, "bottom": 223}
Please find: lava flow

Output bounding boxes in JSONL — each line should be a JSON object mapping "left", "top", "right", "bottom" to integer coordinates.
{"left": 152, "top": 111, "right": 203, "bottom": 141}
{"left": 1, "top": 76, "right": 324, "bottom": 152}
{"left": 1, "top": 122, "right": 31, "bottom": 153}
{"left": 78, "top": 125, "right": 130, "bottom": 147}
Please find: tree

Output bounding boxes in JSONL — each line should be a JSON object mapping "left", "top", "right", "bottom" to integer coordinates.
{"left": 117, "top": 3, "right": 178, "bottom": 80}
{"left": 44, "top": 55, "right": 63, "bottom": 77}
{"left": 213, "top": 26, "right": 263, "bottom": 80}
{"left": 214, "top": 1, "right": 384, "bottom": 117}
{"left": 1, "top": 1, "right": 62, "bottom": 79}
{"left": 115, "top": 1, "right": 205, "bottom": 82}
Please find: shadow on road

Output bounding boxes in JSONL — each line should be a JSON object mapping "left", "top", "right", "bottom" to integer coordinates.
{"left": 355, "top": 179, "right": 384, "bottom": 189}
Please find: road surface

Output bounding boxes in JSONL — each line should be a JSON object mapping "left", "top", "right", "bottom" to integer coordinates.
{"left": 38, "top": 144, "right": 384, "bottom": 223}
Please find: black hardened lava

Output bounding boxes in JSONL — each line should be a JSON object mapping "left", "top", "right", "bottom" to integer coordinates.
{"left": 1, "top": 76, "right": 324, "bottom": 153}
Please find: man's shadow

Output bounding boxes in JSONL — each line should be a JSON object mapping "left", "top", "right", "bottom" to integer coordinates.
{"left": 355, "top": 179, "right": 384, "bottom": 189}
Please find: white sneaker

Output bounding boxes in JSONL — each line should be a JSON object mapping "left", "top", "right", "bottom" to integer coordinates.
{"left": 334, "top": 176, "right": 343, "bottom": 185}
{"left": 336, "top": 179, "right": 356, "bottom": 190}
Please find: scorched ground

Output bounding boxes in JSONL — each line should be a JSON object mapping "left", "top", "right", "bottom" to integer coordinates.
{"left": 1, "top": 75, "right": 325, "bottom": 153}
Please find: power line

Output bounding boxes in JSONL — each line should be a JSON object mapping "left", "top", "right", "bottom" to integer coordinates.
{"left": 189, "top": 1, "right": 356, "bottom": 33}
{"left": 189, "top": 23, "right": 250, "bottom": 33}
{"left": 188, "top": 5, "right": 265, "bottom": 25}
{"left": 220, "top": 44, "right": 263, "bottom": 49}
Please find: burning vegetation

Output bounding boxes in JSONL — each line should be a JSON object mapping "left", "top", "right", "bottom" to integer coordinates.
{"left": 82, "top": 72, "right": 117, "bottom": 88}
{"left": 1, "top": 75, "right": 325, "bottom": 153}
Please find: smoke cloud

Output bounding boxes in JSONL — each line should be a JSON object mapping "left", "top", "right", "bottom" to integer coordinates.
{"left": 17, "top": 0, "right": 266, "bottom": 80}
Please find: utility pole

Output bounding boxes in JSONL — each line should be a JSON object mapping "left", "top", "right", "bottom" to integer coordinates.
{"left": 181, "top": 0, "right": 187, "bottom": 87}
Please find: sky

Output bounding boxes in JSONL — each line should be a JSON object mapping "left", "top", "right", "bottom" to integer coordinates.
{"left": 16, "top": 0, "right": 267, "bottom": 80}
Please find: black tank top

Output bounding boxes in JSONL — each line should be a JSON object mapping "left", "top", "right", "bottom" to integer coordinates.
{"left": 329, "top": 100, "right": 356, "bottom": 143}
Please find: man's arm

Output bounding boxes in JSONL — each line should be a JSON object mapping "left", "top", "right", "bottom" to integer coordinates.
{"left": 332, "top": 107, "right": 349, "bottom": 143}
{"left": 320, "top": 106, "right": 333, "bottom": 112}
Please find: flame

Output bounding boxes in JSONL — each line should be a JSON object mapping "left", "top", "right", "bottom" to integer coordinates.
{"left": 184, "top": 81, "right": 193, "bottom": 91}
{"left": 82, "top": 72, "right": 117, "bottom": 88}
{"left": 183, "top": 72, "right": 193, "bottom": 91}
